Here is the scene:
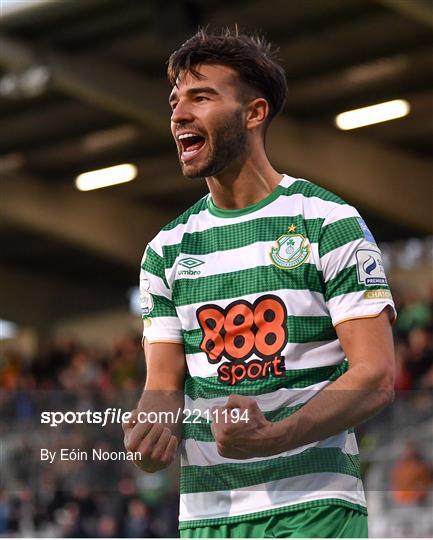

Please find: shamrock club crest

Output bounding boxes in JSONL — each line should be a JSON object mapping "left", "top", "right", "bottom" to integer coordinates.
{"left": 270, "top": 226, "right": 310, "bottom": 270}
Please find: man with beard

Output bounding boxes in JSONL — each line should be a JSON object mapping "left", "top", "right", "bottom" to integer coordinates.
{"left": 123, "top": 29, "right": 396, "bottom": 538}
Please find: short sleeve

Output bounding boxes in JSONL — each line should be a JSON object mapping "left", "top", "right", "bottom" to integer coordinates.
{"left": 140, "top": 243, "right": 183, "bottom": 344}
{"left": 319, "top": 205, "right": 396, "bottom": 327}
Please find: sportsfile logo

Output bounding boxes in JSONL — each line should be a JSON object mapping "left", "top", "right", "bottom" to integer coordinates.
{"left": 177, "top": 257, "right": 204, "bottom": 276}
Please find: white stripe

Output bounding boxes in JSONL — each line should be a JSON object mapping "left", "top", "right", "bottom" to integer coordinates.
{"left": 267, "top": 192, "right": 341, "bottom": 222}
{"left": 141, "top": 268, "right": 172, "bottom": 299}
{"left": 167, "top": 240, "right": 323, "bottom": 285}
{"left": 322, "top": 203, "right": 360, "bottom": 226}
{"left": 166, "top": 241, "right": 274, "bottom": 283}
{"left": 184, "top": 379, "right": 331, "bottom": 417}
{"left": 179, "top": 472, "right": 366, "bottom": 521}
{"left": 321, "top": 238, "right": 375, "bottom": 281}
{"left": 142, "top": 316, "right": 183, "bottom": 342}
{"left": 177, "top": 289, "right": 328, "bottom": 332}
{"left": 280, "top": 174, "right": 298, "bottom": 188}
{"left": 159, "top": 207, "right": 210, "bottom": 246}
{"left": 309, "top": 242, "right": 321, "bottom": 270}
{"left": 182, "top": 431, "right": 359, "bottom": 466}
{"left": 328, "top": 292, "right": 395, "bottom": 327}
{"left": 186, "top": 340, "right": 344, "bottom": 378}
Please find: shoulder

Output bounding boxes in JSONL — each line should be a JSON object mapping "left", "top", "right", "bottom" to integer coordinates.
{"left": 145, "top": 195, "right": 209, "bottom": 257}
{"left": 282, "top": 176, "right": 347, "bottom": 207}
{"left": 280, "top": 175, "right": 361, "bottom": 228}
{"left": 162, "top": 195, "right": 209, "bottom": 232}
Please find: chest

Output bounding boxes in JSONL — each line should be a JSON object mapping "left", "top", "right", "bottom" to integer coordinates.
{"left": 168, "top": 219, "right": 323, "bottom": 310}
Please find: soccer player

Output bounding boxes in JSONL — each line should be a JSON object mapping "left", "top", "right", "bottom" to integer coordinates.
{"left": 123, "top": 29, "right": 396, "bottom": 538}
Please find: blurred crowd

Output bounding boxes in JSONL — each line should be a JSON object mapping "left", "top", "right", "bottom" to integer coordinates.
{"left": 393, "top": 289, "right": 433, "bottom": 392}
{"left": 1, "top": 283, "right": 432, "bottom": 536}
{"left": 1, "top": 335, "right": 145, "bottom": 395}
{"left": 0, "top": 336, "right": 180, "bottom": 537}
{"left": 388, "top": 288, "right": 433, "bottom": 512}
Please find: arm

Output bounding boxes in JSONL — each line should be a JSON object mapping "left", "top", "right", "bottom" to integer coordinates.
{"left": 212, "top": 308, "right": 395, "bottom": 458}
{"left": 123, "top": 341, "right": 186, "bottom": 471}
{"left": 270, "top": 306, "right": 395, "bottom": 451}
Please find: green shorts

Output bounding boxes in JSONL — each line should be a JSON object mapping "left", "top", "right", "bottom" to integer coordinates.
{"left": 180, "top": 504, "right": 368, "bottom": 538}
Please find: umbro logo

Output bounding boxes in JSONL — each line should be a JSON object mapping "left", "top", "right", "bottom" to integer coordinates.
{"left": 178, "top": 257, "right": 204, "bottom": 269}
{"left": 177, "top": 257, "right": 204, "bottom": 277}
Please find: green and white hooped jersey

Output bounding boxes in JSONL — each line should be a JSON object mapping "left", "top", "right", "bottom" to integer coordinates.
{"left": 140, "top": 174, "right": 396, "bottom": 528}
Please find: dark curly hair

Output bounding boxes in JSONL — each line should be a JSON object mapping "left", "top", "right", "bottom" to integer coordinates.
{"left": 167, "top": 27, "right": 288, "bottom": 130}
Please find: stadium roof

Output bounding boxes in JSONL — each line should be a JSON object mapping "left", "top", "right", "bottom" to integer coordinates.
{"left": 1, "top": 0, "right": 432, "bottom": 328}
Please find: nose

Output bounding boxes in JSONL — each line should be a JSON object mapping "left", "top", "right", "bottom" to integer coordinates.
{"left": 171, "top": 100, "right": 194, "bottom": 125}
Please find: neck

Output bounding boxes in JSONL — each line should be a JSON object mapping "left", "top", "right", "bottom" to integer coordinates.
{"left": 205, "top": 141, "right": 282, "bottom": 210}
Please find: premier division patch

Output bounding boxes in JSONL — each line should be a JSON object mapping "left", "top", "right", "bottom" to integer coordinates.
{"left": 270, "top": 228, "right": 310, "bottom": 270}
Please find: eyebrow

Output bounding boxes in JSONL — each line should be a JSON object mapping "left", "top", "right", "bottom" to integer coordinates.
{"left": 168, "top": 86, "right": 220, "bottom": 105}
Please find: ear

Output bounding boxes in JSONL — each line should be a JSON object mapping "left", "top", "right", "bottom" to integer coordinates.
{"left": 245, "top": 97, "right": 269, "bottom": 130}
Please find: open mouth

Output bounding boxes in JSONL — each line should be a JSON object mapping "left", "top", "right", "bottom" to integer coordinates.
{"left": 178, "top": 133, "right": 206, "bottom": 162}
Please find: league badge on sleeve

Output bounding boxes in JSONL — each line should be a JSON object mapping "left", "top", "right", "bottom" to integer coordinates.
{"left": 139, "top": 275, "right": 154, "bottom": 316}
{"left": 357, "top": 217, "right": 376, "bottom": 244}
{"left": 356, "top": 249, "right": 388, "bottom": 286}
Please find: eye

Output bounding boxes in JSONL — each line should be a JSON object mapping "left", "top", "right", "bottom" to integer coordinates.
{"left": 194, "top": 96, "right": 208, "bottom": 103}
{"left": 170, "top": 102, "right": 178, "bottom": 111}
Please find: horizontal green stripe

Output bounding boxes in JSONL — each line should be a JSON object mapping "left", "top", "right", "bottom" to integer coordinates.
{"left": 184, "top": 361, "right": 347, "bottom": 400}
{"left": 183, "top": 315, "right": 336, "bottom": 355}
{"left": 325, "top": 266, "right": 390, "bottom": 301}
{"left": 320, "top": 217, "right": 364, "bottom": 257}
{"left": 143, "top": 294, "right": 177, "bottom": 318}
{"left": 141, "top": 246, "right": 169, "bottom": 288}
{"left": 285, "top": 180, "right": 346, "bottom": 205}
{"left": 180, "top": 447, "right": 360, "bottom": 494}
{"left": 163, "top": 216, "right": 324, "bottom": 267}
{"left": 162, "top": 196, "right": 208, "bottom": 231}
{"left": 178, "top": 499, "right": 367, "bottom": 529}
{"left": 183, "top": 404, "right": 304, "bottom": 442}
{"left": 173, "top": 265, "right": 324, "bottom": 307}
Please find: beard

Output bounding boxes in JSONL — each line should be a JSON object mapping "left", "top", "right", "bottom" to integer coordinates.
{"left": 179, "top": 108, "right": 248, "bottom": 180}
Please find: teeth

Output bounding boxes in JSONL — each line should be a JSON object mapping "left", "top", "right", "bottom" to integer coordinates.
{"left": 178, "top": 133, "right": 199, "bottom": 140}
